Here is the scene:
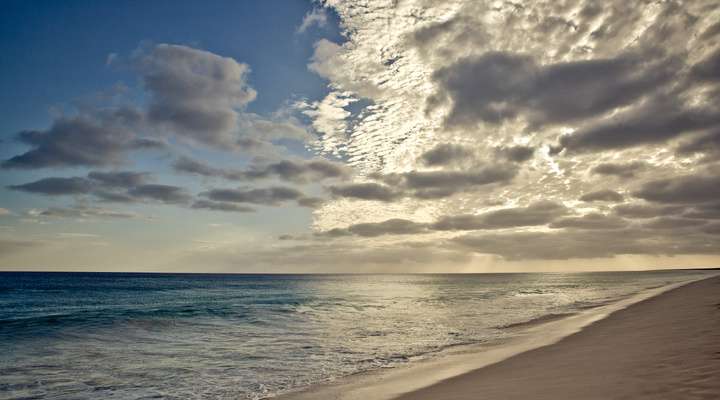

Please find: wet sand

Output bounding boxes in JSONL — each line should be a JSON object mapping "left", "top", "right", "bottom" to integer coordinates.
{"left": 396, "top": 275, "right": 720, "bottom": 400}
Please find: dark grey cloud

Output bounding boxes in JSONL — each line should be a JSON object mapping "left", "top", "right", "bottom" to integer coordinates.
{"left": 173, "top": 156, "right": 245, "bottom": 180}
{"left": 579, "top": 189, "right": 624, "bottom": 202}
{"left": 201, "top": 186, "right": 308, "bottom": 206}
{"left": 559, "top": 97, "right": 720, "bottom": 152}
{"left": 136, "top": 44, "right": 257, "bottom": 148}
{"left": 0, "top": 239, "right": 42, "bottom": 256}
{"left": 613, "top": 203, "right": 686, "bottom": 219}
{"left": 240, "top": 159, "right": 348, "bottom": 183}
{"left": 591, "top": 161, "right": 647, "bottom": 178}
{"left": 331, "top": 164, "right": 516, "bottom": 202}
{"left": 9, "top": 177, "right": 93, "bottom": 195}
{"left": 346, "top": 219, "right": 427, "bottom": 237}
{"left": 550, "top": 213, "right": 628, "bottom": 229}
{"left": 676, "top": 130, "right": 720, "bottom": 161}
{"left": 131, "top": 138, "right": 167, "bottom": 149}
{"left": 127, "top": 184, "right": 191, "bottom": 204}
{"left": 33, "top": 206, "right": 140, "bottom": 219}
{"left": 328, "top": 182, "right": 400, "bottom": 202}
{"left": 92, "top": 190, "right": 139, "bottom": 203}
{"left": 633, "top": 172, "right": 720, "bottom": 204}
{"left": 2, "top": 108, "right": 146, "bottom": 169}
{"left": 174, "top": 156, "right": 348, "bottom": 183}
{"left": 496, "top": 145, "right": 535, "bottom": 163}
{"left": 8, "top": 171, "right": 152, "bottom": 201}
{"left": 296, "top": 196, "right": 325, "bottom": 209}
{"left": 451, "top": 231, "right": 646, "bottom": 260}
{"left": 702, "top": 223, "right": 720, "bottom": 235}
{"left": 642, "top": 217, "right": 705, "bottom": 230}
{"left": 401, "top": 168, "right": 517, "bottom": 192}
{"left": 451, "top": 226, "right": 720, "bottom": 261}
{"left": 87, "top": 171, "right": 149, "bottom": 188}
{"left": 430, "top": 51, "right": 673, "bottom": 128}
{"left": 691, "top": 47, "right": 720, "bottom": 82}
{"left": 320, "top": 201, "right": 568, "bottom": 237}
{"left": 191, "top": 200, "right": 255, "bottom": 213}
{"left": 419, "top": 143, "right": 474, "bottom": 166}
{"left": 382, "top": 165, "right": 518, "bottom": 199}
{"left": 699, "top": 21, "right": 720, "bottom": 41}
{"left": 682, "top": 203, "right": 720, "bottom": 220}
{"left": 432, "top": 201, "right": 567, "bottom": 230}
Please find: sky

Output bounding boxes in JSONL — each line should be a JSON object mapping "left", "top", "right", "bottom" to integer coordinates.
{"left": 1, "top": 0, "right": 719, "bottom": 273}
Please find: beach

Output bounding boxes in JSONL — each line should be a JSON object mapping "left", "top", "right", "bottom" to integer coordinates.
{"left": 397, "top": 275, "right": 720, "bottom": 400}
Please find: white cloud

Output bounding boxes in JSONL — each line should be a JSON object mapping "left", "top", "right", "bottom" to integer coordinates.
{"left": 297, "top": 8, "right": 328, "bottom": 33}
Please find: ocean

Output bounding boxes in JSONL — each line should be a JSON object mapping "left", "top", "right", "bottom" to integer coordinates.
{"left": 0, "top": 270, "right": 713, "bottom": 399}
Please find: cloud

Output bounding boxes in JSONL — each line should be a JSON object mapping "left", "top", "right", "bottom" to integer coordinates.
{"left": 419, "top": 143, "right": 474, "bottom": 166}
{"left": 297, "top": 8, "right": 328, "bottom": 33}
{"left": 381, "top": 165, "right": 518, "bottom": 199}
{"left": 702, "top": 223, "right": 720, "bottom": 235}
{"left": 8, "top": 171, "right": 155, "bottom": 202}
{"left": 451, "top": 225, "right": 720, "bottom": 261}
{"left": 396, "top": 167, "right": 518, "bottom": 199}
{"left": 320, "top": 201, "right": 568, "bottom": 237}
{"left": 191, "top": 200, "right": 255, "bottom": 213}
{"left": 345, "top": 219, "right": 427, "bottom": 237}
{"left": 173, "top": 156, "right": 246, "bottom": 180}
{"left": 57, "top": 232, "right": 101, "bottom": 238}
{"left": 328, "top": 182, "right": 399, "bottom": 202}
{"left": 432, "top": 201, "right": 568, "bottom": 230}
{"left": 642, "top": 217, "right": 705, "bottom": 230}
{"left": 127, "top": 184, "right": 191, "bottom": 204}
{"left": 329, "top": 163, "right": 517, "bottom": 202}
{"left": 86, "top": 171, "right": 149, "bottom": 188}
{"left": 136, "top": 44, "right": 257, "bottom": 148}
{"left": 296, "top": 196, "right": 325, "bottom": 209}
{"left": 31, "top": 206, "right": 141, "bottom": 219}
{"left": 201, "top": 186, "right": 312, "bottom": 207}
{"left": 2, "top": 108, "right": 146, "bottom": 169}
{"left": 613, "top": 203, "right": 686, "bottom": 219}
{"left": 682, "top": 203, "right": 720, "bottom": 220}
{"left": 579, "top": 189, "right": 624, "bottom": 202}
{"left": 9, "top": 177, "right": 93, "bottom": 195}
{"left": 591, "top": 162, "right": 647, "bottom": 178}
{"left": 549, "top": 213, "right": 628, "bottom": 229}
{"left": 4, "top": 43, "right": 312, "bottom": 172}
{"left": 633, "top": 172, "right": 720, "bottom": 204}
{"left": 0, "top": 208, "right": 10, "bottom": 216}
{"left": 676, "top": 130, "right": 720, "bottom": 161}
{"left": 241, "top": 159, "right": 348, "bottom": 182}
{"left": 496, "top": 145, "right": 535, "bottom": 163}
{"left": 559, "top": 96, "right": 720, "bottom": 152}
{"left": 0, "top": 239, "right": 41, "bottom": 256}
{"left": 430, "top": 51, "right": 673, "bottom": 128}
{"left": 174, "top": 156, "right": 348, "bottom": 183}
{"left": 691, "top": 47, "right": 720, "bottom": 82}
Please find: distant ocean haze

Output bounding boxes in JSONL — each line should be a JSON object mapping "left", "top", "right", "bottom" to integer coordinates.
{"left": 0, "top": 271, "right": 713, "bottom": 399}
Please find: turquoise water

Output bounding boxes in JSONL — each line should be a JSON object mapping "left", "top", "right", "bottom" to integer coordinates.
{"left": 0, "top": 270, "right": 713, "bottom": 399}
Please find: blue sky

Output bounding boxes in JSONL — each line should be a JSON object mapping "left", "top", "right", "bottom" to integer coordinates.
{"left": 1, "top": 0, "right": 719, "bottom": 272}
{"left": 0, "top": 0, "right": 346, "bottom": 270}
{"left": 0, "top": 0, "right": 341, "bottom": 222}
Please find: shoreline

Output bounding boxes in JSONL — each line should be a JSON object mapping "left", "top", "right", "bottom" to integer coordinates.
{"left": 275, "top": 274, "right": 718, "bottom": 400}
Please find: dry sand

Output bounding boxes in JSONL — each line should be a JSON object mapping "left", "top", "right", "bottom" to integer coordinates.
{"left": 396, "top": 275, "right": 720, "bottom": 400}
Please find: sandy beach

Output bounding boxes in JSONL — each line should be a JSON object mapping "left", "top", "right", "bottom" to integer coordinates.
{"left": 397, "top": 275, "right": 720, "bottom": 400}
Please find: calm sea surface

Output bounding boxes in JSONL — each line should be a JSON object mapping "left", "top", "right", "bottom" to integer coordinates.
{"left": 0, "top": 270, "right": 713, "bottom": 399}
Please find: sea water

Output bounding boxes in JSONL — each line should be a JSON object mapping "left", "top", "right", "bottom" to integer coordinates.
{"left": 0, "top": 270, "right": 713, "bottom": 399}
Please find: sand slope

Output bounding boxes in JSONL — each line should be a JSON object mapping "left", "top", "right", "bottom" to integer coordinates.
{"left": 396, "top": 276, "right": 720, "bottom": 400}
